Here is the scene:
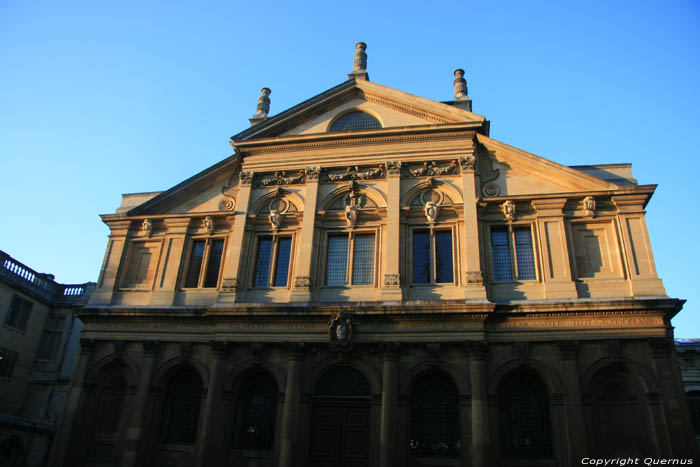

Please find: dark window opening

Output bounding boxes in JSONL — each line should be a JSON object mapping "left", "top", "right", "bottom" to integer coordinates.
{"left": 410, "top": 373, "right": 460, "bottom": 457}
{"left": 412, "top": 229, "right": 454, "bottom": 284}
{"left": 5, "top": 295, "right": 32, "bottom": 331}
{"left": 233, "top": 373, "right": 278, "bottom": 450}
{"left": 184, "top": 238, "right": 224, "bottom": 288}
{"left": 160, "top": 369, "right": 203, "bottom": 444}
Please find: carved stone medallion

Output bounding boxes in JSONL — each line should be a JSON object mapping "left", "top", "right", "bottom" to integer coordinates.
{"left": 329, "top": 312, "right": 354, "bottom": 352}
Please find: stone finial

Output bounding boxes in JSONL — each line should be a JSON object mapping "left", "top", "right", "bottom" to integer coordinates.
{"left": 348, "top": 42, "right": 369, "bottom": 81}
{"left": 250, "top": 87, "right": 271, "bottom": 126}
{"left": 454, "top": 69, "right": 468, "bottom": 99}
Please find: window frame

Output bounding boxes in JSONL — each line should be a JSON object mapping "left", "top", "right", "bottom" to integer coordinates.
{"left": 488, "top": 224, "right": 538, "bottom": 283}
{"left": 251, "top": 233, "right": 295, "bottom": 289}
{"left": 322, "top": 229, "right": 378, "bottom": 288}
{"left": 0, "top": 347, "right": 18, "bottom": 379}
{"left": 181, "top": 236, "right": 227, "bottom": 290}
{"left": 4, "top": 294, "right": 32, "bottom": 333}
{"left": 410, "top": 226, "right": 457, "bottom": 286}
{"left": 36, "top": 315, "right": 65, "bottom": 362}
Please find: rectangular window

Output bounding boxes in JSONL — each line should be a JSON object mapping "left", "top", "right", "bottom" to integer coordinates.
{"left": 325, "top": 233, "right": 376, "bottom": 286}
{"left": 37, "top": 316, "right": 65, "bottom": 361}
{"left": 412, "top": 229, "right": 454, "bottom": 284}
{"left": 0, "top": 347, "right": 18, "bottom": 378}
{"left": 183, "top": 238, "right": 225, "bottom": 288}
{"left": 490, "top": 226, "right": 537, "bottom": 281}
{"left": 253, "top": 236, "right": 292, "bottom": 288}
{"left": 5, "top": 295, "right": 32, "bottom": 331}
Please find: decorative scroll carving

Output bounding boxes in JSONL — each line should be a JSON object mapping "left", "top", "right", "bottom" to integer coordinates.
{"left": 210, "top": 341, "right": 228, "bottom": 359}
{"left": 325, "top": 165, "right": 385, "bottom": 182}
{"left": 203, "top": 216, "right": 214, "bottom": 234}
{"left": 305, "top": 166, "right": 321, "bottom": 181}
{"left": 294, "top": 276, "right": 311, "bottom": 288}
{"left": 239, "top": 170, "right": 254, "bottom": 185}
{"left": 383, "top": 274, "right": 400, "bottom": 287}
{"left": 220, "top": 277, "right": 239, "bottom": 293}
{"left": 478, "top": 148, "right": 501, "bottom": 196}
{"left": 142, "top": 340, "right": 159, "bottom": 357}
{"left": 482, "top": 182, "right": 500, "bottom": 197}
{"left": 558, "top": 341, "right": 578, "bottom": 360}
{"left": 329, "top": 312, "right": 354, "bottom": 352}
{"left": 459, "top": 155, "right": 476, "bottom": 171}
{"left": 385, "top": 160, "right": 402, "bottom": 177}
{"left": 465, "top": 271, "right": 483, "bottom": 284}
{"left": 466, "top": 341, "right": 488, "bottom": 359}
{"left": 502, "top": 200, "right": 516, "bottom": 220}
{"left": 142, "top": 218, "right": 153, "bottom": 237}
{"left": 256, "top": 170, "right": 305, "bottom": 187}
{"left": 583, "top": 196, "right": 596, "bottom": 217}
{"left": 220, "top": 174, "right": 238, "bottom": 211}
{"left": 409, "top": 160, "right": 459, "bottom": 177}
{"left": 380, "top": 343, "right": 400, "bottom": 360}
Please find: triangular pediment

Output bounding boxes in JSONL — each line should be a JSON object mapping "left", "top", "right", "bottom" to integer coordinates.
{"left": 233, "top": 79, "right": 487, "bottom": 141}
{"left": 475, "top": 134, "right": 621, "bottom": 196}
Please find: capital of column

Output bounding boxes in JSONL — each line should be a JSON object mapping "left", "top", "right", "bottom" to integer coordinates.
{"left": 467, "top": 341, "right": 488, "bottom": 360}
{"left": 649, "top": 338, "right": 671, "bottom": 359}
{"left": 286, "top": 342, "right": 305, "bottom": 360}
{"left": 558, "top": 340, "right": 578, "bottom": 360}
{"left": 210, "top": 341, "right": 229, "bottom": 359}
{"left": 379, "top": 343, "right": 400, "bottom": 361}
{"left": 385, "top": 160, "right": 402, "bottom": 177}
{"left": 305, "top": 166, "right": 321, "bottom": 181}
{"left": 141, "top": 340, "right": 159, "bottom": 358}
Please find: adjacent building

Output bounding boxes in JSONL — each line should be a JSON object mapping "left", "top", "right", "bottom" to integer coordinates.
{"left": 0, "top": 250, "right": 94, "bottom": 467}
{"left": 676, "top": 339, "right": 700, "bottom": 452}
{"left": 50, "top": 44, "right": 698, "bottom": 467}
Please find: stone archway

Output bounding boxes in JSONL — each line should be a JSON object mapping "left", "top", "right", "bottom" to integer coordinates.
{"left": 308, "top": 366, "right": 371, "bottom": 467}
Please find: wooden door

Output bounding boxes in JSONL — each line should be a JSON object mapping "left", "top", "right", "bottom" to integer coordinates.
{"left": 309, "top": 400, "right": 370, "bottom": 467}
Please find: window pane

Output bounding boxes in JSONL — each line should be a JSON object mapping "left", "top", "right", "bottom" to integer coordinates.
{"left": 352, "top": 234, "right": 375, "bottom": 285}
{"left": 330, "top": 111, "right": 382, "bottom": 132}
{"left": 254, "top": 238, "right": 273, "bottom": 288}
{"left": 491, "top": 229, "right": 513, "bottom": 281}
{"left": 184, "top": 241, "right": 206, "bottom": 288}
{"left": 326, "top": 235, "right": 348, "bottom": 286}
{"left": 203, "top": 239, "right": 224, "bottom": 287}
{"left": 514, "top": 228, "right": 536, "bottom": 280}
{"left": 413, "top": 230, "right": 431, "bottom": 284}
{"left": 273, "top": 237, "right": 292, "bottom": 287}
{"left": 435, "top": 231, "right": 454, "bottom": 283}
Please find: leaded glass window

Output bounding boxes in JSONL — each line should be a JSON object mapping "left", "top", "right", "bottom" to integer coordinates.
{"left": 499, "top": 372, "right": 552, "bottom": 458}
{"left": 253, "top": 236, "right": 292, "bottom": 288}
{"left": 330, "top": 111, "right": 381, "bottom": 132}
{"left": 161, "top": 369, "right": 202, "bottom": 444}
{"left": 410, "top": 373, "right": 460, "bottom": 457}
{"left": 412, "top": 229, "right": 454, "bottom": 284}
{"left": 325, "top": 233, "right": 376, "bottom": 286}
{"left": 233, "top": 373, "right": 278, "bottom": 450}
{"left": 183, "top": 238, "right": 225, "bottom": 288}
{"left": 490, "top": 226, "right": 537, "bottom": 281}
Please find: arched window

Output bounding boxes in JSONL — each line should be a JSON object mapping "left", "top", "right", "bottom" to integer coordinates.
{"left": 410, "top": 373, "right": 460, "bottom": 457}
{"left": 160, "top": 368, "right": 203, "bottom": 444}
{"left": 499, "top": 371, "right": 552, "bottom": 458}
{"left": 687, "top": 390, "right": 700, "bottom": 435}
{"left": 330, "top": 111, "right": 381, "bottom": 132}
{"left": 233, "top": 373, "right": 278, "bottom": 450}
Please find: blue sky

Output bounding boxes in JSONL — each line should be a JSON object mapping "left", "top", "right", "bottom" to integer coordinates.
{"left": 1, "top": 1, "right": 699, "bottom": 336}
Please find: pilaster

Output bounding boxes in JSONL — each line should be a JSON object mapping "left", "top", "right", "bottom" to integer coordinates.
{"left": 89, "top": 220, "right": 131, "bottom": 305}
{"left": 460, "top": 151, "right": 487, "bottom": 299}
{"left": 467, "top": 341, "right": 488, "bottom": 467}
{"left": 217, "top": 172, "right": 253, "bottom": 303}
{"left": 291, "top": 167, "right": 320, "bottom": 302}
{"left": 379, "top": 343, "right": 399, "bottom": 467}
{"left": 557, "top": 341, "right": 586, "bottom": 465}
{"left": 381, "top": 161, "right": 403, "bottom": 300}
{"left": 197, "top": 342, "right": 229, "bottom": 467}
{"left": 279, "top": 343, "right": 304, "bottom": 467}
{"left": 531, "top": 198, "right": 577, "bottom": 299}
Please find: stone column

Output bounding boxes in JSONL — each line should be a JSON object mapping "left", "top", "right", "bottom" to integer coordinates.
{"left": 48, "top": 338, "right": 95, "bottom": 467}
{"left": 467, "top": 341, "right": 488, "bottom": 467}
{"left": 557, "top": 341, "right": 586, "bottom": 465}
{"left": 279, "top": 343, "right": 304, "bottom": 467}
{"left": 291, "top": 167, "right": 320, "bottom": 301}
{"left": 381, "top": 161, "right": 403, "bottom": 300}
{"left": 218, "top": 171, "right": 253, "bottom": 303}
{"left": 459, "top": 152, "right": 487, "bottom": 299}
{"left": 119, "top": 341, "right": 158, "bottom": 467}
{"left": 379, "top": 343, "right": 399, "bottom": 467}
{"left": 197, "top": 342, "right": 228, "bottom": 467}
{"left": 531, "top": 199, "right": 577, "bottom": 299}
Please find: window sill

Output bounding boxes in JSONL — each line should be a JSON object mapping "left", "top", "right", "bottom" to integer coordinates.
{"left": 490, "top": 279, "right": 539, "bottom": 284}
{"left": 2, "top": 324, "right": 26, "bottom": 335}
{"left": 179, "top": 287, "right": 219, "bottom": 292}
{"left": 321, "top": 285, "right": 376, "bottom": 289}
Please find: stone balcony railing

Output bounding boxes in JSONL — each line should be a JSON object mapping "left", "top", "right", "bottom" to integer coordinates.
{"left": 0, "top": 250, "right": 95, "bottom": 305}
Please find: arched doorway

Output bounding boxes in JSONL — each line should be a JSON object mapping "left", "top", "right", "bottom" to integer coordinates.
{"left": 88, "top": 363, "right": 131, "bottom": 466}
{"left": 308, "top": 366, "right": 371, "bottom": 467}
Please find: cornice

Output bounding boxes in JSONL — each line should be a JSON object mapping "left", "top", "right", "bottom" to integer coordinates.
{"left": 478, "top": 185, "right": 657, "bottom": 204}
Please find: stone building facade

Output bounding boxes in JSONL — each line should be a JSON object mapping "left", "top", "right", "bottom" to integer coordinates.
{"left": 677, "top": 339, "right": 700, "bottom": 453}
{"left": 50, "top": 45, "right": 697, "bottom": 467}
{"left": 0, "top": 250, "right": 94, "bottom": 467}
